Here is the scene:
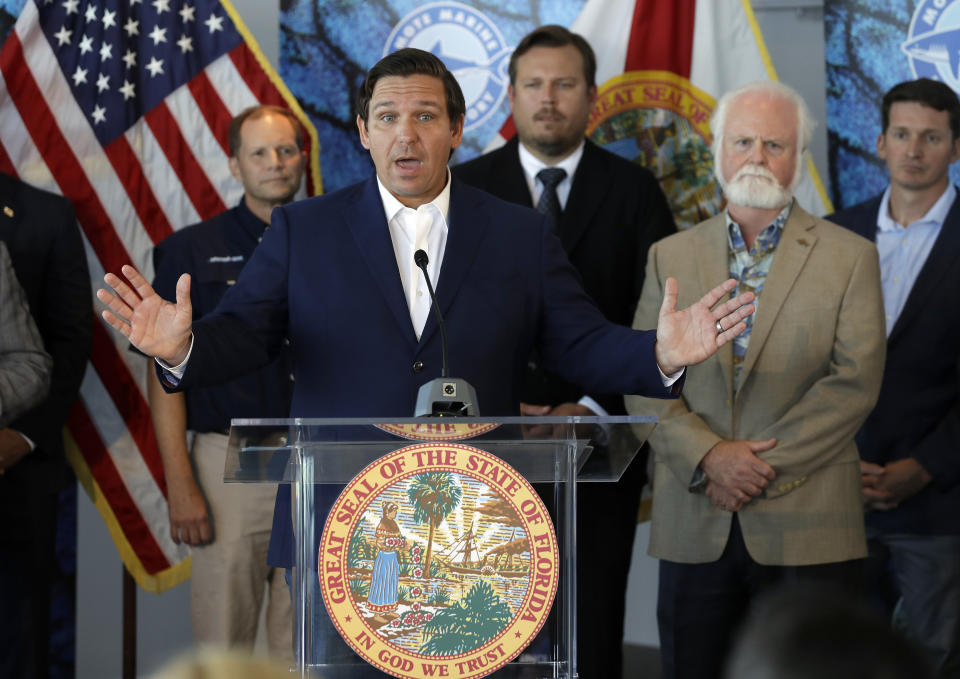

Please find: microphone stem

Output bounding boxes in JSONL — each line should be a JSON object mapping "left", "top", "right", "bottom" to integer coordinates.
{"left": 418, "top": 259, "right": 449, "bottom": 378}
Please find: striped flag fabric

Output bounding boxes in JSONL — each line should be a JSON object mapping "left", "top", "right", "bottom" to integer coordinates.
{"left": 485, "top": 0, "right": 831, "bottom": 224}
{"left": 0, "top": 0, "right": 321, "bottom": 592}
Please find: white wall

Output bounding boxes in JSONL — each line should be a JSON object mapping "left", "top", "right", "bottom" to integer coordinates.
{"left": 74, "top": 2, "right": 828, "bottom": 675}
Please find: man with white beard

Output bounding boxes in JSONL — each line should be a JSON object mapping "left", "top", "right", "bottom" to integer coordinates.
{"left": 626, "top": 81, "right": 888, "bottom": 679}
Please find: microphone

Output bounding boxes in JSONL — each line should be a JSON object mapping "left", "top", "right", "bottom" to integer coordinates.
{"left": 412, "top": 249, "right": 479, "bottom": 416}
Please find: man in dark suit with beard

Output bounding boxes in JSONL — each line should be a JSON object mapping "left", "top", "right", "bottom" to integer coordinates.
{"left": 454, "top": 25, "right": 675, "bottom": 679}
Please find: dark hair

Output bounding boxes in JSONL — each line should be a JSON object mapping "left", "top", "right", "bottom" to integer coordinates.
{"left": 508, "top": 25, "right": 597, "bottom": 89}
{"left": 227, "top": 105, "right": 303, "bottom": 157}
{"left": 356, "top": 48, "right": 466, "bottom": 126}
{"left": 882, "top": 78, "right": 960, "bottom": 139}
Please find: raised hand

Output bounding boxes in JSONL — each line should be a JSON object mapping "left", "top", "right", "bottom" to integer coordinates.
{"left": 654, "top": 277, "right": 755, "bottom": 375}
{"left": 97, "top": 265, "right": 194, "bottom": 364}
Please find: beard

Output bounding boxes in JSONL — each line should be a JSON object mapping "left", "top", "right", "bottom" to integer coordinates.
{"left": 522, "top": 108, "right": 585, "bottom": 158}
{"left": 717, "top": 153, "right": 802, "bottom": 210}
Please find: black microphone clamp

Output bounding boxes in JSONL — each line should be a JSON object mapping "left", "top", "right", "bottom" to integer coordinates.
{"left": 412, "top": 248, "right": 479, "bottom": 416}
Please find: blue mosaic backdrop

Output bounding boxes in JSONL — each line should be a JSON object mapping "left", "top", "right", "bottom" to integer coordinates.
{"left": 0, "top": 0, "right": 25, "bottom": 39}
{"left": 826, "top": 0, "right": 960, "bottom": 210}
{"left": 279, "top": 0, "right": 586, "bottom": 192}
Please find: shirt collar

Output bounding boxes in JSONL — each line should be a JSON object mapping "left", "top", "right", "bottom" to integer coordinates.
{"left": 877, "top": 183, "right": 956, "bottom": 233}
{"left": 517, "top": 139, "right": 585, "bottom": 190}
{"left": 236, "top": 195, "right": 271, "bottom": 242}
{"left": 375, "top": 168, "right": 452, "bottom": 225}
{"left": 724, "top": 200, "right": 793, "bottom": 240}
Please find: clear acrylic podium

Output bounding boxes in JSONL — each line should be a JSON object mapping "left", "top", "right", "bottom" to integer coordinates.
{"left": 225, "top": 415, "right": 655, "bottom": 678}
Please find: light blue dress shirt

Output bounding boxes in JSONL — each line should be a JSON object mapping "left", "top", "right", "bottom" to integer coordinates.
{"left": 875, "top": 184, "right": 954, "bottom": 337}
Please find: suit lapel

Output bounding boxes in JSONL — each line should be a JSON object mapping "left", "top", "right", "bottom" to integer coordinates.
{"left": 888, "top": 193, "right": 960, "bottom": 343}
{"left": 737, "top": 206, "right": 817, "bottom": 389}
{"left": 848, "top": 196, "right": 882, "bottom": 242}
{"left": 345, "top": 175, "right": 418, "bottom": 348}
{"left": 559, "top": 140, "right": 606, "bottom": 253}
{"left": 0, "top": 174, "right": 23, "bottom": 238}
{"left": 696, "top": 216, "right": 736, "bottom": 400}
{"left": 493, "top": 138, "right": 535, "bottom": 208}
{"left": 418, "top": 178, "right": 487, "bottom": 347}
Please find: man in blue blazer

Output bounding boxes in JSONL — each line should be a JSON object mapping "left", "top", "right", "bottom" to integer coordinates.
{"left": 98, "top": 47, "right": 755, "bottom": 664}
{"left": 100, "top": 47, "right": 753, "bottom": 427}
{"left": 829, "top": 78, "right": 960, "bottom": 676}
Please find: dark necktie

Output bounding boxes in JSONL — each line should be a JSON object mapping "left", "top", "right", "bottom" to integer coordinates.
{"left": 536, "top": 167, "right": 567, "bottom": 226}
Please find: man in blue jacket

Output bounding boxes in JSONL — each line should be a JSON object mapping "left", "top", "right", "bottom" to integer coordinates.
{"left": 829, "top": 78, "right": 960, "bottom": 677}
{"left": 98, "top": 47, "right": 756, "bottom": 666}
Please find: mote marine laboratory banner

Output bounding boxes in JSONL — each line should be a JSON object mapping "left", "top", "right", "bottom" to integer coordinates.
{"left": 826, "top": 0, "right": 960, "bottom": 210}
{"left": 0, "top": 0, "right": 321, "bottom": 592}
{"left": 281, "top": 0, "right": 830, "bottom": 227}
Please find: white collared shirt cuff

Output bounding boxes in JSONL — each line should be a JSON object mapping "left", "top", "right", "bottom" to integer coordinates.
{"left": 577, "top": 395, "right": 606, "bottom": 417}
{"left": 577, "top": 395, "right": 610, "bottom": 445}
{"left": 659, "top": 365, "right": 684, "bottom": 386}
{"left": 11, "top": 429, "right": 36, "bottom": 451}
{"left": 155, "top": 334, "right": 195, "bottom": 381}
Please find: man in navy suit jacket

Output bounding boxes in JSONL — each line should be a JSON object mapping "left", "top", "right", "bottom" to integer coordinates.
{"left": 829, "top": 78, "right": 960, "bottom": 676}
{"left": 100, "top": 47, "right": 753, "bottom": 430}
{"left": 98, "top": 47, "right": 755, "bottom": 665}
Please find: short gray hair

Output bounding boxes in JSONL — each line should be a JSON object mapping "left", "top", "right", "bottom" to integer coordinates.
{"left": 710, "top": 80, "right": 816, "bottom": 161}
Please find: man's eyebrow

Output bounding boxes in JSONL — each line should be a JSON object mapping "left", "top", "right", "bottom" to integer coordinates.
{"left": 891, "top": 125, "right": 944, "bottom": 134}
{"left": 729, "top": 134, "right": 789, "bottom": 142}
{"left": 371, "top": 99, "right": 443, "bottom": 110}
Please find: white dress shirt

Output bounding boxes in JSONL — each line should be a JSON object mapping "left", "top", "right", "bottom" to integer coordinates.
{"left": 517, "top": 140, "right": 585, "bottom": 211}
{"left": 376, "top": 171, "right": 451, "bottom": 339}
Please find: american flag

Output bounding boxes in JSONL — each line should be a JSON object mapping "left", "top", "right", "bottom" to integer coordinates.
{"left": 0, "top": 0, "right": 321, "bottom": 592}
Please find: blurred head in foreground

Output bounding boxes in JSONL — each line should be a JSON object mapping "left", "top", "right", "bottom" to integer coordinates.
{"left": 724, "top": 584, "right": 933, "bottom": 679}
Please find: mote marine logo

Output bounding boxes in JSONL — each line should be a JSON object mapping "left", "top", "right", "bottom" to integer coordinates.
{"left": 586, "top": 70, "right": 724, "bottom": 231}
{"left": 319, "top": 443, "right": 559, "bottom": 679}
{"left": 903, "top": 0, "right": 960, "bottom": 89}
{"left": 384, "top": 2, "right": 512, "bottom": 132}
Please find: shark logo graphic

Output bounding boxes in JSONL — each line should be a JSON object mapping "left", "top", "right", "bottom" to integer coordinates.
{"left": 904, "top": 0, "right": 960, "bottom": 87}
{"left": 383, "top": 2, "right": 513, "bottom": 132}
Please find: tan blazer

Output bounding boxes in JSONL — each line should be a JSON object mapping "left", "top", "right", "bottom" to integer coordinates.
{"left": 627, "top": 205, "right": 886, "bottom": 566}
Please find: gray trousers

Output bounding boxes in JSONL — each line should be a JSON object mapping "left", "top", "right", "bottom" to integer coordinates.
{"left": 867, "top": 530, "right": 960, "bottom": 678}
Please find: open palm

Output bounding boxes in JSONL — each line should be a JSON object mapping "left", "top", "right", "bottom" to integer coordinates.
{"left": 97, "top": 264, "right": 194, "bottom": 364}
{"left": 655, "top": 277, "right": 755, "bottom": 375}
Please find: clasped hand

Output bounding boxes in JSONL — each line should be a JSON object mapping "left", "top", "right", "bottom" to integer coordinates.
{"left": 860, "top": 458, "right": 932, "bottom": 511}
{"left": 701, "top": 438, "right": 777, "bottom": 512}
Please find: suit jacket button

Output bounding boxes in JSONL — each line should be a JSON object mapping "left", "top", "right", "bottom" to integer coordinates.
{"left": 412, "top": 361, "right": 424, "bottom": 373}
